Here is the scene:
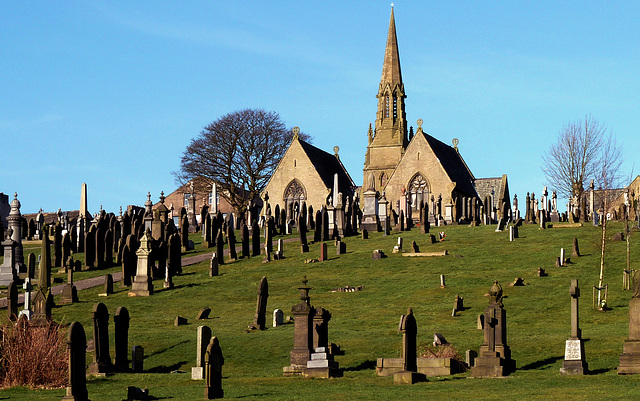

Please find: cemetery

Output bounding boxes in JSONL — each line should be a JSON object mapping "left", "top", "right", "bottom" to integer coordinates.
{"left": 0, "top": 203, "right": 640, "bottom": 399}
{"left": 3, "top": 4, "right": 640, "bottom": 401}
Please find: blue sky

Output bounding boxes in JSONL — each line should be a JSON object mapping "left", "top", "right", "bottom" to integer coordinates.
{"left": 2, "top": 1, "right": 639, "bottom": 214}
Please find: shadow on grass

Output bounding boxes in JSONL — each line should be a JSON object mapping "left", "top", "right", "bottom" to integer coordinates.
{"left": 172, "top": 283, "right": 203, "bottom": 290}
{"left": 146, "top": 361, "right": 188, "bottom": 373}
{"left": 146, "top": 340, "right": 189, "bottom": 359}
{"left": 520, "top": 355, "right": 563, "bottom": 370}
{"left": 343, "top": 359, "right": 377, "bottom": 371}
{"left": 589, "top": 367, "right": 613, "bottom": 375}
{"left": 236, "top": 393, "right": 276, "bottom": 399}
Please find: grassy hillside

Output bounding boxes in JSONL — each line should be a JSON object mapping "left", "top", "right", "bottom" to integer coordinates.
{"left": 2, "top": 221, "right": 640, "bottom": 400}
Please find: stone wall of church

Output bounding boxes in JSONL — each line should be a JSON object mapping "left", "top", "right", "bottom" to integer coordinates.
{"left": 262, "top": 140, "right": 331, "bottom": 214}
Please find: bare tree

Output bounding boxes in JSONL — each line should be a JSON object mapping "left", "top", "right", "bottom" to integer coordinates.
{"left": 595, "top": 134, "right": 624, "bottom": 308}
{"left": 542, "top": 115, "right": 605, "bottom": 200}
{"left": 174, "top": 108, "right": 310, "bottom": 216}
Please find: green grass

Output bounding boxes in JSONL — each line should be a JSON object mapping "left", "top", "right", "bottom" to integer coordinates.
{"left": 2, "top": 222, "right": 640, "bottom": 400}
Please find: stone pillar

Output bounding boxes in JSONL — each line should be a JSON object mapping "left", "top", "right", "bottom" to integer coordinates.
{"left": 6, "top": 193, "right": 24, "bottom": 271}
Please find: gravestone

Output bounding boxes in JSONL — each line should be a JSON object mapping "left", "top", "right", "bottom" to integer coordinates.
{"left": 393, "top": 308, "right": 427, "bottom": 384}
{"left": 319, "top": 243, "right": 327, "bottom": 261}
{"left": 215, "top": 229, "right": 224, "bottom": 265}
{"left": 538, "top": 268, "right": 547, "bottom": 277}
{"left": 275, "top": 239, "right": 284, "bottom": 259}
{"left": 19, "top": 278, "right": 33, "bottom": 320}
{"left": 89, "top": 303, "right": 113, "bottom": 374}
{"left": 470, "top": 281, "right": 516, "bottom": 377}
{"left": 85, "top": 226, "right": 95, "bottom": 268}
{"left": 560, "top": 279, "right": 588, "bottom": 375}
{"left": 62, "top": 321, "right": 88, "bottom": 401}
{"left": 31, "top": 287, "right": 53, "bottom": 325}
{"left": 251, "top": 220, "right": 261, "bottom": 257}
{"left": 440, "top": 275, "right": 446, "bottom": 288}
{"left": 204, "top": 337, "right": 224, "bottom": 399}
{"left": 210, "top": 253, "right": 219, "bottom": 277}
{"left": 572, "top": 238, "right": 580, "bottom": 258}
{"left": 336, "top": 239, "right": 346, "bottom": 255}
{"left": 62, "top": 232, "right": 71, "bottom": 269}
{"left": 39, "top": 226, "right": 52, "bottom": 290}
{"left": 114, "top": 306, "right": 130, "bottom": 372}
{"left": 132, "top": 345, "right": 144, "bottom": 373}
{"left": 560, "top": 248, "right": 566, "bottom": 266}
{"left": 241, "top": 223, "right": 250, "bottom": 258}
{"left": 197, "top": 307, "right": 211, "bottom": 320}
{"left": 372, "top": 250, "right": 384, "bottom": 260}
{"left": 27, "top": 252, "right": 36, "bottom": 279}
{"left": 393, "top": 237, "right": 403, "bottom": 253}
{"left": 618, "top": 270, "right": 640, "bottom": 374}
{"left": 131, "top": 229, "right": 154, "bottom": 296}
{"left": 227, "top": 225, "right": 237, "bottom": 261}
{"left": 298, "top": 215, "right": 309, "bottom": 253}
{"left": 192, "top": 325, "right": 212, "bottom": 380}
{"left": 60, "top": 257, "right": 79, "bottom": 304}
{"left": 411, "top": 241, "right": 419, "bottom": 253}
{"left": 7, "top": 281, "right": 17, "bottom": 321}
{"left": 249, "top": 276, "right": 269, "bottom": 330}
{"left": 362, "top": 229, "right": 369, "bottom": 240}
{"left": 273, "top": 309, "right": 284, "bottom": 327}
{"left": 283, "top": 277, "right": 314, "bottom": 376}
{"left": 304, "top": 306, "right": 340, "bottom": 378}
{"left": 99, "top": 274, "right": 114, "bottom": 296}
{"left": 121, "top": 242, "right": 133, "bottom": 287}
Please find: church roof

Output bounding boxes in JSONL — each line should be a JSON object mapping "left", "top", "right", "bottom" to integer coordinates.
{"left": 298, "top": 139, "right": 356, "bottom": 197}
{"left": 381, "top": 7, "right": 402, "bottom": 86}
{"left": 421, "top": 132, "right": 478, "bottom": 197}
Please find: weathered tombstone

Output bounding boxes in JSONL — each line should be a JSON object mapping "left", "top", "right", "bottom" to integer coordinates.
{"left": 249, "top": 276, "right": 269, "bottom": 330}
{"left": 175, "top": 316, "right": 188, "bottom": 326}
{"left": 319, "top": 243, "right": 328, "bottom": 261}
{"left": 99, "top": 274, "right": 114, "bottom": 296}
{"left": 283, "top": 277, "right": 314, "bottom": 376}
{"left": 104, "top": 228, "right": 114, "bottom": 267}
{"left": 509, "top": 226, "right": 516, "bottom": 241}
{"left": 84, "top": 226, "right": 95, "bottom": 268}
{"left": 618, "top": 270, "right": 640, "bottom": 373}
{"left": 31, "top": 287, "right": 53, "bottom": 325}
{"left": 362, "top": 229, "right": 369, "bottom": 240}
{"left": 273, "top": 309, "right": 284, "bottom": 327}
{"left": 7, "top": 281, "right": 18, "bottom": 321}
{"left": 60, "top": 257, "right": 79, "bottom": 304}
{"left": 440, "top": 275, "right": 446, "bottom": 288}
{"left": 114, "top": 306, "right": 130, "bottom": 372}
{"left": 251, "top": 220, "right": 261, "bottom": 257}
{"left": 560, "top": 248, "right": 566, "bottom": 266}
{"left": 393, "top": 308, "right": 426, "bottom": 384}
{"left": 393, "top": 237, "right": 403, "bottom": 253}
{"left": 39, "top": 226, "right": 52, "bottom": 290}
{"left": 336, "top": 239, "right": 346, "bottom": 255}
{"left": 560, "top": 279, "right": 588, "bottom": 375}
{"left": 572, "top": 238, "right": 581, "bottom": 258}
{"left": 27, "top": 252, "right": 36, "bottom": 279}
{"left": 62, "top": 322, "right": 88, "bottom": 401}
{"left": 304, "top": 306, "right": 340, "bottom": 378}
{"left": 215, "top": 229, "right": 224, "bottom": 265}
{"left": 470, "top": 281, "right": 516, "bottom": 377}
{"left": 89, "top": 302, "right": 113, "bottom": 374}
{"left": 241, "top": 223, "right": 250, "bottom": 258}
{"left": 210, "top": 253, "right": 219, "bottom": 277}
{"left": 131, "top": 229, "right": 154, "bottom": 296}
{"left": 204, "top": 337, "right": 224, "bottom": 399}
{"left": 275, "top": 238, "right": 284, "bottom": 259}
{"left": 197, "top": 307, "right": 211, "bottom": 320}
{"left": 95, "top": 226, "right": 105, "bottom": 269}
{"left": 227, "top": 225, "right": 237, "bottom": 261}
{"left": 411, "top": 241, "right": 419, "bottom": 253}
{"left": 132, "top": 345, "right": 144, "bottom": 373}
{"left": 372, "top": 249, "right": 384, "bottom": 260}
{"left": 313, "top": 210, "right": 322, "bottom": 243}
{"left": 192, "top": 326, "right": 212, "bottom": 380}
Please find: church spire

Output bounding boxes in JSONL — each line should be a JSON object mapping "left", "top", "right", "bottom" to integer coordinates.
{"left": 381, "top": 6, "right": 402, "bottom": 87}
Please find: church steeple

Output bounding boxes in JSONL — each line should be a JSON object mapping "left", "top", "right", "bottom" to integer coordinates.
{"left": 374, "top": 6, "right": 407, "bottom": 148}
{"left": 363, "top": 6, "right": 408, "bottom": 193}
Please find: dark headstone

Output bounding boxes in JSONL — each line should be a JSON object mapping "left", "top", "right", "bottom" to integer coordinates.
{"left": 250, "top": 277, "right": 269, "bottom": 330}
{"left": 393, "top": 308, "right": 427, "bottom": 384}
{"left": 215, "top": 229, "right": 224, "bottom": 265}
{"left": 251, "top": 220, "right": 261, "bottom": 257}
{"left": 197, "top": 307, "right": 212, "bottom": 320}
{"left": 89, "top": 303, "right": 113, "bottom": 374}
{"left": 314, "top": 210, "right": 322, "bottom": 242}
{"left": 319, "top": 243, "right": 328, "bottom": 261}
{"left": 362, "top": 229, "right": 369, "bottom": 240}
{"left": 241, "top": 223, "right": 250, "bottom": 259}
{"left": 27, "top": 252, "right": 36, "bottom": 279}
{"left": 175, "top": 316, "right": 188, "bottom": 326}
{"left": 372, "top": 250, "right": 385, "bottom": 260}
{"left": 132, "top": 345, "right": 144, "bottom": 373}
{"left": 411, "top": 241, "right": 419, "bottom": 253}
{"left": 101, "top": 274, "right": 114, "bottom": 296}
{"left": 227, "top": 225, "right": 237, "bottom": 261}
{"left": 204, "top": 337, "right": 224, "bottom": 399}
{"left": 7, "top": 281, "right": 17, "bottom": 321}
{"left": 572, "top": 237, "right": 581, "bottom": 258}
{"left": 63, "top": 322, "right": 88, "bottom": 401}
{"left": 114, "top": 306, "right": 130, "bottom": 372}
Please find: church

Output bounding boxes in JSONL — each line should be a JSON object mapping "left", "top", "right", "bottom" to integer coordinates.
{"left": 263, "top": 7, "right": 509, "bottom": 225}
{"left": 363, "top": 7, "right": 509, "bottom": 224}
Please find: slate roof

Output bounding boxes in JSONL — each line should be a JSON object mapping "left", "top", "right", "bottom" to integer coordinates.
{"left": 421, "top": 132, "right": 478, "bottom": 198}
{"left": 475, "top": 177, "right": 505, "bottom": 209}
{"left": 298, "top": 139, "right": 356, "bottom": 198}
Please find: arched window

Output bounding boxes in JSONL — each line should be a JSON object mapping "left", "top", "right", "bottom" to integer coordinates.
{"left": 408, "top": 173, "right": 429, "bottom": 209}
{"left": 284, "top": 179, "right": 306, "bottom": 222}
{"left": 380, "top": 172, "right": 388, "bottom": 188}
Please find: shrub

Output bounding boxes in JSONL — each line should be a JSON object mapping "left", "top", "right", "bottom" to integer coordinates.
{"left": 0, "top": 319, "right": 67, "bottom": 389}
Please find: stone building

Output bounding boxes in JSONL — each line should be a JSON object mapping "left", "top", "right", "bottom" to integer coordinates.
{"left": 362, "top": 7, "right": 507, "bottom": 224}
{"left": 261, "top": 132, "right": 356, "bottom": 218}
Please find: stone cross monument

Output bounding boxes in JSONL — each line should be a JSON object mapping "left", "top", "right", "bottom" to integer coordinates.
{"left": 560, "top": 279, "right": 588, "bottom": 375}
